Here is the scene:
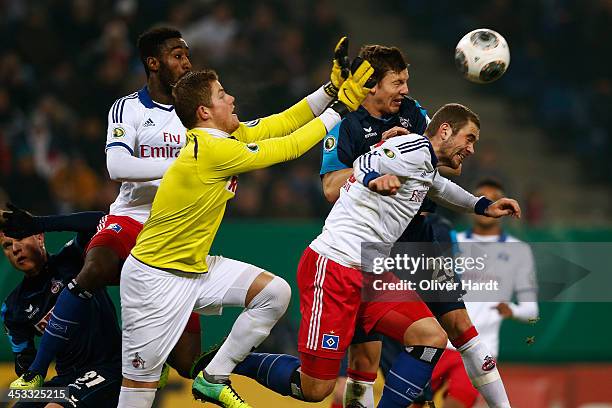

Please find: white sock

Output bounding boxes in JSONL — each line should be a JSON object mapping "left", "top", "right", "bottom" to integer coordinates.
{"left": 457, "top": 336, "right": 510, "bottom": 408}
{"left": 306, "top": 84, "right": 335, "bottom": 116}
{"left": 205, "top": 277, "right": 291, "bottom": 380}
{"left": 344, "top": 377, "right": 375, "bottom": 408}
{"left": 117, "top": 386, "right": 156, "bottom": 408}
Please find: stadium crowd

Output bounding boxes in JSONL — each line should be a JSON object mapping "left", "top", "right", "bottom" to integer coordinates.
{"left": 1, "top": 0, "right": 608, "bottom": 221}
{"left": 0, "top": 0, "right": 341, "bottom": 217}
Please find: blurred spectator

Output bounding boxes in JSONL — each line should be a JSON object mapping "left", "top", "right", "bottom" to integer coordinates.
{"left": 7, "top": 151, "right": 52, "bottom": 214}
{"left": 3, "top": 0, "right": 604, "bottom": 222}
{"left": 49, "top": 158, "right": 100, "bottom": 213}
{"left": 0, "top": 0, "right": 342, "bottom": 217}
{"left": 183, "top": 2, "right": 238, "bottom": 64}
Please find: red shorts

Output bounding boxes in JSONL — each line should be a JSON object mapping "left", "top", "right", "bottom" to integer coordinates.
{"left": 297, "top": 247, "right": 432, "bottom": 379}
{"left": 86, "top": 215, "right": 143, "bottom": 260}
{"left": 431, "top": 349, "right": 479, "bottom": 407}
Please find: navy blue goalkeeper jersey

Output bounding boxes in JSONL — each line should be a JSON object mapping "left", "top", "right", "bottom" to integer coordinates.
{"left": 320, "top": 96, "right": 429, "bottom": 174}
{"left": 320, "top": 95, "right": 436, "bottom": 212}
{"left": 1, "top": 234, "right": 121, "bottom": 376}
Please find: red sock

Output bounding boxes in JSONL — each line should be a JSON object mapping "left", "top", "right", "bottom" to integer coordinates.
{"left": 347, "top": 368, "right": 377, "bottom": 382}
{"left": 450, "top": 325, "right": 478, "bottom": 349}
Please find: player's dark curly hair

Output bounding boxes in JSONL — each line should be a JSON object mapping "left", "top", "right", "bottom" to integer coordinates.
{"left": 425, "top": 103, "right": 480, "bottom": 137}
{"left": 137, "top": 27, "right": 183, "bottom": 77}
{"left": 173, "top": 70, "right": 219, "bottom": 129}
{"left": 358, "top": 45, "right": 408, "bottom": 85}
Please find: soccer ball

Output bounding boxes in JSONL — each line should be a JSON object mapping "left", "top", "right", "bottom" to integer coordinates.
{"left": 455, "top": 29, "right": 510, "bottom": 84}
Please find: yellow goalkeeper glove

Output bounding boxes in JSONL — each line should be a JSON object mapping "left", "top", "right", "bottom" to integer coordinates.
{"left": 324, "top": 36, "right": 350, "bottom": 97}
{"left": 336, "top": 56, "right": 375, "bottom": 112}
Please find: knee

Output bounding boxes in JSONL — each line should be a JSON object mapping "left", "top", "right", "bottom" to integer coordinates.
{"left": 251, "top": 276, "right": 291, "bottom": 319}
{"left": 301, "top": 380, "right": 336, "bottom": 402}
{"left": 428, "top": 328, "right": 449, "bottom": 349}
{"left": 349, "top": 353, "right": 378, "bottom": 373}
{"left": 441, "top": 309, "right": 473, "bottom": 340}
{"left": 404, "top": 319, "right": 448, "bottom": 349}
{"left": 272, "top": 277, "right": 292, "bottom": 311}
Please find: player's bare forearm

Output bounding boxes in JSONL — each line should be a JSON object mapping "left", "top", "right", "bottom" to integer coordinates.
{"left": 322, "top": 168, "right": 353, "bottom": 203}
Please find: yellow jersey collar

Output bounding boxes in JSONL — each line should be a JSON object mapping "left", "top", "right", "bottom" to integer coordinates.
{"left": 190, "top": 127, "right": 230, "bottom": 139}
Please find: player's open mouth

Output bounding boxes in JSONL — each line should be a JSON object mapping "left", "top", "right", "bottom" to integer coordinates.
{"left": 16, "top": 256, "right": 27, "bottom": 264}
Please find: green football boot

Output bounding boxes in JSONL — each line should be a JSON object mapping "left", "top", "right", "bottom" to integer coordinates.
{"left": 10, "top": 371, "right": 44, "bottom": 389}
{"left": 157, "top": 363, "right": 170, "bottom": 389}
{"left": 192, "top": 372, "right": 251, "bottom": 408}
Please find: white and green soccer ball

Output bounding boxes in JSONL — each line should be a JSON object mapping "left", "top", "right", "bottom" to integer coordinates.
{"left": 455, "top": 28, "right": 510, "bottom": 84}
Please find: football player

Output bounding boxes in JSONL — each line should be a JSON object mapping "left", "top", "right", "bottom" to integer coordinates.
{"left": 231, "top": 104, "right": 518, "bottom": 408}
{"left": 116, "top": 52, "right": 376, "bottom": 407}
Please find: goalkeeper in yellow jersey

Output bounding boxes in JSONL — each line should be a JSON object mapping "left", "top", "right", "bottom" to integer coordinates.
{"left": 116, "top": 38, "right": 376, "bottom": 408}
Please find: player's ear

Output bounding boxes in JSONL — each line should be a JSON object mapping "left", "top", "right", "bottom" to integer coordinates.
{"left": 439, "top": 123, "right": 452, "bottom": 141}
{"left": 147, "top": 56, "right": 160, "bottom": 73}
{"left": 196, "top": 105, "right": 210, "bottom": 122}
{"left": 35, "top": 233, "right": 45, "bottom": 250}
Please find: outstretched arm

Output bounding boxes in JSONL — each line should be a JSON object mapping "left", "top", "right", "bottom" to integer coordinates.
{"left": 209, "top": 58, "right": 375, "bottom": 177}
{"left": 429, "top": 175, "right": 521, "bottom": 217}
{"left": 0, "top": 203, "right": 105, "bottom": 239}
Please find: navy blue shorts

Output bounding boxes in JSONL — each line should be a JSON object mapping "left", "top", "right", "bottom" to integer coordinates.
{"left": 398, "top": 214, "right": 466, "bottom": 317}
{"left": 13, "top": 364, "right": 121, "bottom": 408}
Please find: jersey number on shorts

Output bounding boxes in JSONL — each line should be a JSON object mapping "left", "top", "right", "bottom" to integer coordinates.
{"left": 75, "top": 371, "right": 106, "bottom": 388}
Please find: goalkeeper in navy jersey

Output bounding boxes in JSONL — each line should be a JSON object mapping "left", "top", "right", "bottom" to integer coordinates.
{"left": 1, "top": 209, "right": 121, "bottom": 407}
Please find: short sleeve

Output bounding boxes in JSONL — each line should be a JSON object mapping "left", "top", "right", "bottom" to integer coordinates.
{"left": 320, "top": 121, "right": 350, "bottom": 175}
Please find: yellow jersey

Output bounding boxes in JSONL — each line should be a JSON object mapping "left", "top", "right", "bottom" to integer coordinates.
{"left": 131, "top": 99, "right": 327, "bottom": 273}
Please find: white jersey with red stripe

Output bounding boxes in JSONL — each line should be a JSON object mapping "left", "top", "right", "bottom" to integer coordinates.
{"left": 105, "top": 86, "right": 185, "bottom": 223}
{"left": 310, "top": 134, "right": 484, "bottom": 271}
{"left": 450, "top": 231, "right": 538, "bottom": 357}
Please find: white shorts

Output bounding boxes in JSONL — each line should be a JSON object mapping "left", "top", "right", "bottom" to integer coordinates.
{"left": 120, "top": 254, "right": 264, "bottom": 381}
